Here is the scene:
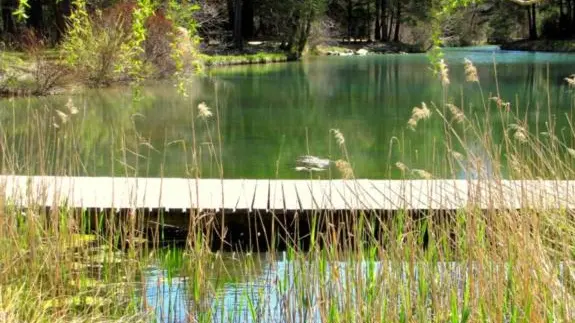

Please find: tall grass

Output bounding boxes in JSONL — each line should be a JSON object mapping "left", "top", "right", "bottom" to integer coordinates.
{"left": 1, "top": 58, "right": 575, "bottom": 322}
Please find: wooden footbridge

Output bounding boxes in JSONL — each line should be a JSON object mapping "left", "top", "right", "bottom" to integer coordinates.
{"left": 1, "top": 175, "right": 574, "bottom": 212}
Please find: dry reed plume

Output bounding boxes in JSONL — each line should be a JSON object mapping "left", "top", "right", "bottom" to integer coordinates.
{"left": 66, "top": 97, "right": 79, "bottom": 115}
{"left": 509, "top": 123, "right": 528, "bottom": 143}
{"left": 464, "top": 58, "right": 479, "bottom": 83}
{"left": 446, "top": 103, "right": 465, "bottom": 123}
{"left": 56, "top": 109, "right": 68, "bottom": 124}
{"left": 438, "top": 59, "right": 450, "bottom": 86}
{"left": 395, "top": 161, "right": 409, "bottom": 173}
{"left": 330, "top": 128, "right": 345, "bottom": 147}
{"left": 411, "top": 168, "right": 432, "bottom": 179}
{"left": 197, "top": 101, "right": 213, "bottom": 119}
{"left": 407, "top": 102, "right": 431, "bottom": 130}
{"left": 335, "top": 159, "right": 354, "bottom": 179}
{"left": 489, "top": 96, "right": 511, "bottom": 110}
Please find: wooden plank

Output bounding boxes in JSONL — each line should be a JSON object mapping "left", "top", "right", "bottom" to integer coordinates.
{"left": 269, "top": 180, "right": 284, "bottom": 211}
{"left": 281, "top": 180, "right": 301, "bottom": 212}
{"left": 543, "top": 180, "right": 575, "bottom": 209}
{"left": 369, "top": 180, "right": 406, "bottom": 210}
{"left": 251, "top": 179, "right": 269, "bottom": 211}
{"left": 350, "top": 179, "right": 385, "bottom": 210}
{"left": 293, "top": 180, "right": 315, "bottom": 211}
{"left": 2, "top": 176, "right": 575, "bottom": 212}
{"left": 193, "top": 179, "right": 222, "bottom": 211}
{"left": 332, "top": 180, "right": 366, "bottom": 210}
{"left": 312, "top": 180, "right": 336, "bottom": 210}
{"left": 410, "top": 180, "right": 467, "bottom": 210}
{"left": 234, "top": 179, "right": 257, "bottom": 212}
{"left": 157, "top": 178, "right": 194, "bottom": 211}
{"left": 219, "top": 179, "right": 248, "bottom": 211}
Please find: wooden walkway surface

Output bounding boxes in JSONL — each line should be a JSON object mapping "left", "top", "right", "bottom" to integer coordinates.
{"left": 1, "top": 175, "right": 574, "bottom": 212}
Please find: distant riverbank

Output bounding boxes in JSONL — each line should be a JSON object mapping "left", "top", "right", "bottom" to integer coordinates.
{"left": 501, "top": 39, "right": 575, "bottom": 53}
{"left": 1, "top": 40, "right": 425, "bottom": 98}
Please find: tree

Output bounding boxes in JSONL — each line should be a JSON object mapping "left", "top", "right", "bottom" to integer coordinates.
{"left": 26, "top": 0, "right": 44, "bottom": 34}
{"left": 233, "top": 0, "right": 242, "bottom": 48}
{"left": 393, "top": 0, "right": 401, "bottom": 41}
{"left": 1, "top": 0, "right": 17, "bottom": 36}
{"left": 286, "top": 0, "right": 326, "bottom": 57}
{"left": 242, "top": 0, "right": 254, "bottom": 38}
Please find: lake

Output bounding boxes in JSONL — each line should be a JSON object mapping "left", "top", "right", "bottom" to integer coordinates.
{"left": 1, "top": 46, "right": 575, "bottom": 179}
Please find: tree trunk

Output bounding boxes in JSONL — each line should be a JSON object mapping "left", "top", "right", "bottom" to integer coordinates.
{"left": 571, "top": 0, "right": 575, "bottom": 35}
{"left": 527, "top": 6, "right": 532, "bottom": 39}
{"left": 242, "top": 0, "right": 254, "bottom": 39}
{"left": 226, "top": 0, "right": 235, "bottom": 32}
{"left": 347, "top": 0, "right": 353, "bottom": 42}
{"left": 381, "top": 0, "right": 388, "bottom": 41}
{"left": 393, "top": 0, "right": 400, "bottom": 42}
{"left": 54, "top": 0, "right": 71, "bottom": 42}
{"left": 365, "top": 3, "right": 370, "bottom": 41}
{"left": 233, "top": 0, "right": 243, "bottom": 49}
{"left": 1, "top": 0, "right": 16, "bottom": 36}
{"left": 529, "top": 4, "right": 537, "bottom": 40}
{"left": 375, "top": 0, "right": 381, "bottom": 40}
{"left": 568, "top": 0, "right": 573, "bottom": 27}
{"left": 387, "top": 4, "right": 394, "bottom": 40}
{"left": 27, "top": 0, "right": 44, "bottom": 34}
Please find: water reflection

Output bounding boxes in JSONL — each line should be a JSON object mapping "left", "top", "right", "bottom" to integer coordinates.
{"left": 1, "top": 48, "right": 574, "bottom": 179}
{"left": 144, "top": 253, "right": 503, "bottom": 323}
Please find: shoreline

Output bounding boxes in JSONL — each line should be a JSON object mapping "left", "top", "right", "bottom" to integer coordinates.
{"left": 0, "top": 42, "right": 419, "bottom": 99}
{"left": 3, "top": 40, "right": 574, "bottom": 99}
{"left": 500, "top": 39, "right": 575, "bottom": 53}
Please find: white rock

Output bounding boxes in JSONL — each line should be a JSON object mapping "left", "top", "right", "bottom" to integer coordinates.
{"left": 356, "top": 48, "right": 369, "bottom": 56}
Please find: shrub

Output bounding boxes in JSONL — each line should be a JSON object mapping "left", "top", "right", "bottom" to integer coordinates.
{"left": 60, "top": 0, "right": 133, "bottom": 86}
{"left": 143, "top": 9, "right": 177, "bottom": 77}
{"left": 21, "top": 29, "right": 70, "bottom": 95}
{"left": 1, "top": 30, "right": 69, "bottom": 96}
{"left": 60, "top": 0, "right": 191, "bottom": 87}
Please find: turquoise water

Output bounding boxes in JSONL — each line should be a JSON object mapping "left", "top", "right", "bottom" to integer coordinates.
{"left": 1, "top": 47, "right": 575, "bottom": 179}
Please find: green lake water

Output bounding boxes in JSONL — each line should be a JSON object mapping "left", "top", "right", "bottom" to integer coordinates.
{"left": 2, "top": 46, "right": 575, "bottom": 179}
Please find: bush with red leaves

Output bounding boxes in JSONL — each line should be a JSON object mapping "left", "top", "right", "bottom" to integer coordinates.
{"left": 97, "top": 2, "right": 179, "bottom": 77}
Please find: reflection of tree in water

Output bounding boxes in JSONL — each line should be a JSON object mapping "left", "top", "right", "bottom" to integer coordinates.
{"left": 147, "top": 251, "right": 267, "bottom": 322}
{"left": 2, "top": 51, "right": 575, "bottom": 179}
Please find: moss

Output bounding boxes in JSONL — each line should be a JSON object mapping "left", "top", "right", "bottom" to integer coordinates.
{"left": 199, "top": 52, "right": 291, "bottom": 67}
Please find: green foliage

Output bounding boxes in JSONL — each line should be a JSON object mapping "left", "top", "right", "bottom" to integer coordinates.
{"left": 287, "top": 0, "right": 328, "bottom": 58}
{"left": 165, "top": 0, "right": 202, "bottom": 96}
{"left": 57, "top": 0, "right": 201, "bottom": 90}
{"left": 12, "top": 0, "right": 30, "bottom": 21}
{"left": 60, "top": 0, "right": 133, "bottom": 86}
{"left": 167, "top": 0, "right": 201, "bottom": 34}
{"left": 488, "top": 1, "right": 524, "bottom": 43}
{"left": 200, "top": 52, "right": 288, "bottom": 67}
{"left": 119, "top": 0, "right": 156, "bottom": 97}
{"left": 428, "top": 0, "right": 481, "bottom": 73}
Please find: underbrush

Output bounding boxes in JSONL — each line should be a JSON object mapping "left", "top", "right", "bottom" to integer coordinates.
{"left": 0, "top": 32, "right": 69, "bottom": 97}
{"left": 1, "top": 60, "right": 575, "bottom": 322}
{"left": 60, "top": 0, "right": 194, "bottom": 87}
